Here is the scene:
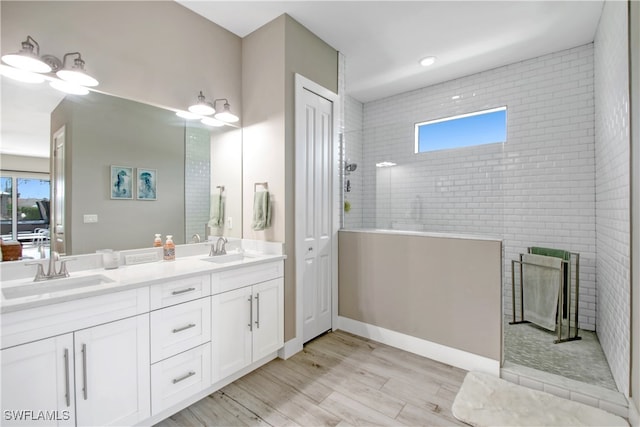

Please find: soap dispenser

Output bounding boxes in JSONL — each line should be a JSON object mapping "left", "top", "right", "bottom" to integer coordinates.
{"left": 153, "top": 234, "right": 162, "bottom": 247}
{"left": 163, "top": 235, "right": 175, "bottom": 261}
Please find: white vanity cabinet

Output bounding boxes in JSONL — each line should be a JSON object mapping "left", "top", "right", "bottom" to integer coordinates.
{"left": 0, "top": 314, "right": 150, "bottom": 427}
{"left": 1, "top": 334, "right": 76, "bottom": 426}
{"left": 1, "top": 288, "right": 150, "bottom": 427}
{"left": 211, "top": 261, "right": 284, "bottom": 383}
{"left": 1, "top": 256, "right": 285, "bottom": 427}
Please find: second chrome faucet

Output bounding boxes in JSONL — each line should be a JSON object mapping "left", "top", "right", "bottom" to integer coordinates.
{"left": 209, "top": 236, "right": 228, "bottom": 257}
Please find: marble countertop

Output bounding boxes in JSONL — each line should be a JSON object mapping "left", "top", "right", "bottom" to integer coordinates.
{"left": 0, "top": 251, "right": 285, "bottom": 314}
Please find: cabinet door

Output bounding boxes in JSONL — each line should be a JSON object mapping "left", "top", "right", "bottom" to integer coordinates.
{"left": 211, "top": 286, "right": 252, "bottom": 383}
{"left": 74, "top": 314, "right": 150, "bottom": 426}
{"left": 252, "top": 278, "right": 284, "bottom": 361}
{"left": 1, "top": 334, "right": 75, "bottom": 426}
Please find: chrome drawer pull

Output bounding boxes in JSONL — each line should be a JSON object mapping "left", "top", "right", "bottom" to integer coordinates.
{"left": 255, "top": 293, "right": 260, "bottom": 329}
{"left": 81, "top": 343, "right": 88, "bottom": 400}
{"left": 172, "top": 323, "right": 196, "bottom": 333}
{"left": 63, "top": 348, "right": 71, "bottom": 407}
{"left": 172, "top": 371, "right": 196, "bottom": 384}
{"left": 248, "top": 296, "right": 253, "bottom": 331}
{"left": 171, "top": 287, "right": 196, "bottom": 295}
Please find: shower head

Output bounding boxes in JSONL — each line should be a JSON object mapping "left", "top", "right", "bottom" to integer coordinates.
{"left": 345, "top": 162, "right": 358, "bottom": 173}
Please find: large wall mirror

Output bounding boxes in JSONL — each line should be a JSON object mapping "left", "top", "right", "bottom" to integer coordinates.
{"left": 1, "top": 75, "right": 242, "bottom": 259}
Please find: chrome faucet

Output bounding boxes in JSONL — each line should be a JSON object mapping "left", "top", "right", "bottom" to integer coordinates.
{"left": 209, "top": 236, "right": 228, "bottom": 256}
{"left": 191, "top": 233, "right": 201, "bottom": 243}
{"left": 25, "top": 251, "right": 74, "bottom": 282}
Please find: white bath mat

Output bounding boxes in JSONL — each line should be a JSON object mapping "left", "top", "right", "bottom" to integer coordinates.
{"left": 452, "top": 371, "right": 628, "bottom": 427}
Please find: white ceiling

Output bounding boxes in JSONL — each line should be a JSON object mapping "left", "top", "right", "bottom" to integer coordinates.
{"left": 2, "top": 1, "right": 604, "bottom": 159}
{"left": 1, "top": 76, "right": 65, "bottom": 158}
{"left": 177, "top": 1, "right": 604, "bottom": 103}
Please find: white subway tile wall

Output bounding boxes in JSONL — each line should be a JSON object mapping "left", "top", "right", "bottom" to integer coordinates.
{"left": 594, "top": 1, "right": 630, "bottom": 394}
{"left": 343, "top": 96, "right": 364, "bottom": 229}
{"left": 345, "top": 43, "right": 598, "bottom": 331}
{"left": 185, "top": 125, "right": 211, "bottom": 240}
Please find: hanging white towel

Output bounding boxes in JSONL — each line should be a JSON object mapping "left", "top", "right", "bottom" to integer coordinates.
{"left": 208, "top": 194, "right": 225, "bottom": 228}
{"left": 522, "top": 253, "right": 562, "bottom": 331}
{"left": 252, "top": 191, "right": 271, "bottom": 231}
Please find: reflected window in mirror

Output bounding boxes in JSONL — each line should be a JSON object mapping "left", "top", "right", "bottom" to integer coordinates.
{"left": 0, "top": 173, "right": 51, "bottom": 260}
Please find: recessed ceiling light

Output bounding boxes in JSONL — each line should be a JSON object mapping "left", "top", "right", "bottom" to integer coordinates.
{"left": 419, "top": 56, "right": 436, "bottom": 67}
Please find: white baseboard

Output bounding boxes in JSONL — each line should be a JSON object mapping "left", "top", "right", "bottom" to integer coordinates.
{"left": 629, "top": 397, "right": 639, "bottom": 427}
{"left": 278, "top": 336, "right": 303, "bottom": 360}
{"left": 337, "top": 316, "right": 500, "bottom": 375}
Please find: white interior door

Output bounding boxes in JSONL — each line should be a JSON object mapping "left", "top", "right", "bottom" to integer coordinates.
{"left": 298, "top": 87, "right": 333, "bottom": 343}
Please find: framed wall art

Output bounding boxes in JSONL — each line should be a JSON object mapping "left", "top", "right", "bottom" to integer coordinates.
{"left": 137, "top": 168, "right": 157, "bottom": 200}
{"left": 110, "top": 165, "right": 133, "bottom": 199}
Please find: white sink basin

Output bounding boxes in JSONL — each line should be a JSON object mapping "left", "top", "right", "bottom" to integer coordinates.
{"left": 201, "top": 253, "right": 251, "bottom": 264}
{"left": 2, "top": 274, "right": 115, "bottom": 299}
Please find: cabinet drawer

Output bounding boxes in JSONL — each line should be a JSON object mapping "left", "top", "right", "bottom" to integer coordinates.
{"left": 151, "top": 343, "right": 211, "bottom": 416}
{"left": 150, "top": 298, "right": 211, "bottom": 363}
{"left": 1, "top": 288, "right": 149, "bottom": 349}
{"left": 150, "top": 275, "right": 211, "bottom": 310}
{"left": 211, "top": 261, "right": 283, "bottom": 295}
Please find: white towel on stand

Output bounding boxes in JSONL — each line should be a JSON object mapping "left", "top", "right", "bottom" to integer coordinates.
{"left": 522, "top": 253, "right": 562, "bottom": 331}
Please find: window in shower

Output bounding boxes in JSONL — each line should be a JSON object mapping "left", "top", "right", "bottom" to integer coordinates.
{"left": 415, "top": 106, "right": 507, "bottom": 153}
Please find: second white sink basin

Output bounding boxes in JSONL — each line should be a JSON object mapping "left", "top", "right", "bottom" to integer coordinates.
{"left": 2, "top": 274, "right": 115, "bottom": 299}
{"left": 201, "top": 252, "right": 251, "bottom": 264}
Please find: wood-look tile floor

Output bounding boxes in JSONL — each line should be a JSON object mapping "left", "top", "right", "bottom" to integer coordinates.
{"left": 156, "top": 331, "right": 468, "bottom": 427}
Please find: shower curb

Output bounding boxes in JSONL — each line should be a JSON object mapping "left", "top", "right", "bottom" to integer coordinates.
{"left": 501, "top": 361, "right": 629, "bottom": 419}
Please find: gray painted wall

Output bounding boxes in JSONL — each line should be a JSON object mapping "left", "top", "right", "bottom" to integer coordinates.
{"left": 242, "top": 14, "right": 338, "bottom": 342}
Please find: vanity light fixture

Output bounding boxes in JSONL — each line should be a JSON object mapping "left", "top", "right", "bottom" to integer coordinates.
{"left": 188, "top": 91, "right": 216, "bottom": 116}
{"left": 55, "top": 52, "right": 99, "bottom": 87}
{"left": 1, "top": 36, "right": 51, "bottom": 73}
{"left": 213, "top": 99, "right": 239, "bottom": 123}
{"left": 1, "top": 35, "right": 100, "bottom": 92}
{"left": 184, "top": 92, "right": 240, "bottom": 124}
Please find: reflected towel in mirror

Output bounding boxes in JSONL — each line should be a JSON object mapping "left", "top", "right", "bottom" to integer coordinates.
{"left": 252, "top": 191, "right": 271, "bottom": 231}
{"left": 208, "top": 194, "right": 225, "bottom": 228}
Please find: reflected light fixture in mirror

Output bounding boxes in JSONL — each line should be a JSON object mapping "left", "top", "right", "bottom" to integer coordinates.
{"left": 49, "top": 79, "right": 90, "bottom": 95}
{"left": 0, "top": 64, "right": 45, "bottom": 83}
{"left": 188, "top": 91, "right": 215, "bottom": 115}
{"left": 176, "top": 110, "right": 202, "bottom": 120}
{"left": 1, "top": 35, "right": 99, "bottom": 94}
{"left": 201, "top": 117, "right": 225, "bottom": 127}
{"left": 213, "top": 99, "right": 239, "bottom": 123}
